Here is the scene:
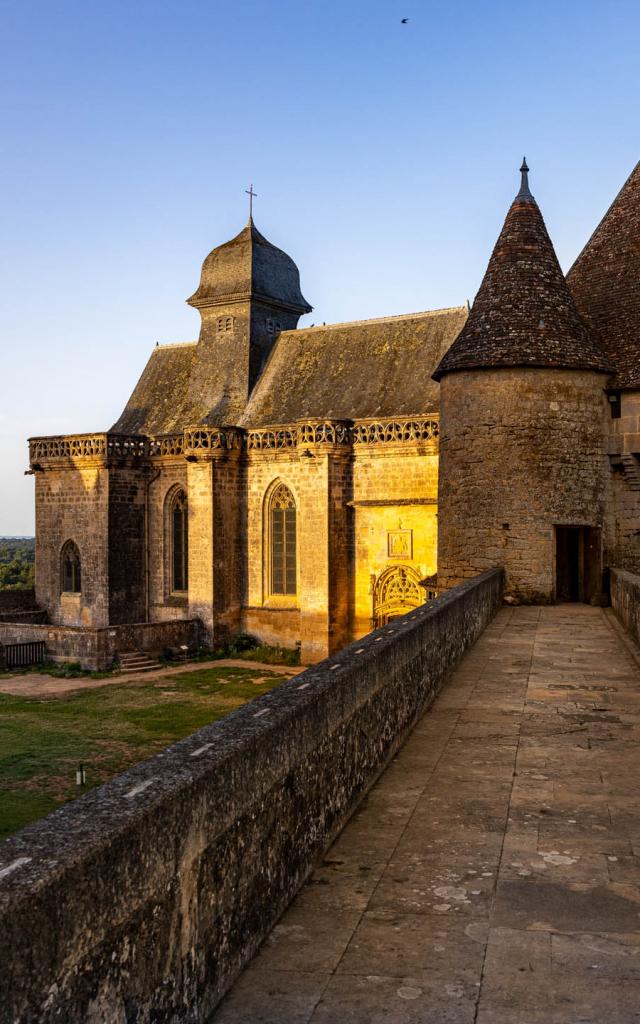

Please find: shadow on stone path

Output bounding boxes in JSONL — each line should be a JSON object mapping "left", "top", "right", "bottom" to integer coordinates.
{"left": 211, "top": 605, "right": 640, "bottom": 1024}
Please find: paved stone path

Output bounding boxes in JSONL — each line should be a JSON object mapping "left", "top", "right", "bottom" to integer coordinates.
{"left": 212, "top": 605, "right": 640, "bottom": 1023}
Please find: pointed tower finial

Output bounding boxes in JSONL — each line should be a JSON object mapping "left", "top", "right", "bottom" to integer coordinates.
{"left": 516, "top": 157, "right": 534, "bottom": 202}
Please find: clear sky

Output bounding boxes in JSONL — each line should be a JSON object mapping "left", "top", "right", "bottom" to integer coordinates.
{"left": 1, "top": 0, "right": 638, "bottom": 534}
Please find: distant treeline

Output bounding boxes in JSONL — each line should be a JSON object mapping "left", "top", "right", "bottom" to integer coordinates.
{"left": 0, "top": 538, "right": 35, "bottom": 590}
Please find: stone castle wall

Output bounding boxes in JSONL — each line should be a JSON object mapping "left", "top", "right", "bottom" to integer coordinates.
{"left": 605, "top": 390, "right": 640, "bottom": 573}
{"left": 34, "top": 464, "right": 110, "bottom": 626}
{"left": 437, "top": 368, "right": 609, "bottom": 601}
{"left": 0, "top": 570, "right": 503, "bottom": 1024}
{"left": 147, "top": 461, "right": 189, "bottom": 621}
{"left": 0, "top": 619, "right": 199, "bottom": 671}
{"left": 352, "top": 448, "right": 438, "bottom": 636}
{"left": 28, "top": 428, "right": 440, "bottom": 658}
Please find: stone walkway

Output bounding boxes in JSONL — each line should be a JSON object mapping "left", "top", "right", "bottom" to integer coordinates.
{"left": 212, "top": 606, "right": 640, "bottom": 1023}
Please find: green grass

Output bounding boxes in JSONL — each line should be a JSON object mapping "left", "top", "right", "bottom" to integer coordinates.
{"left": 0, "top": 666, "right": 287, "bottom": 840}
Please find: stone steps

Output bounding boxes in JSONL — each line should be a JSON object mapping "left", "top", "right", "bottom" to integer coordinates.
{"left": 620, "top": 453, "right": 640, "bottom": 490}
{"left": 118, "top": 651, "right": 160, "bottom": 675}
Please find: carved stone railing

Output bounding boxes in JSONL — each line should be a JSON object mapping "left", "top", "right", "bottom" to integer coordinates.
{"left": 29, "top": 416, "right": 439, "bottom": 467}
{"left": 246, "top": 427, "right": 297, "bottom": 451}
{"left": 297, "top": 420, "right": 352, "bottom": 446}
{"left": 29, "top": 434, "right": 148, "bottom": 464}
{"left": 352, "top": 418, "right": 439, "bottom": 444}
{"left": 148, "top": 434, "right": 184, "bottom": 457}
{"left": 183, "top": 427, "right": 243, "bottom": 454}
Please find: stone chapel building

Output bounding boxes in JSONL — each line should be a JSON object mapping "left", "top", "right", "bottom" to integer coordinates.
{"left": 22, "top": 159, "right": 640, "bottom": 664}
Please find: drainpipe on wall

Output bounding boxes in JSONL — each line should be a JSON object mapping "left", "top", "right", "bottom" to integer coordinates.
{"left": 144, "top": 468, "right": 162, "bottom": 623}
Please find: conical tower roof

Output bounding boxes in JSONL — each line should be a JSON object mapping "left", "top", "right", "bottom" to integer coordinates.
{"left": 567, "top": 161, "right": 640, "bottom": 388}
{"left": 187, "top": 218, "right": 312, "bottom": 314}
{"left": 433, "top": 161, "right": 611, "bottom": 381}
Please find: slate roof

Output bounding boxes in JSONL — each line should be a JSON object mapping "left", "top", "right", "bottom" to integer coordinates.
{"left": 240, "top": 307, "right": 469, "bottom": 427}
{"left": 433, "top": 166, "right": 612, "bottom": 381}
{"left": 112, "top": 342, "right": 197, "bottom": 435}
{"left": 567, "top": 161, "right": 640, "bottom": 389}
{"left": 187, "top": 218, "right": 312, "bottom": 314}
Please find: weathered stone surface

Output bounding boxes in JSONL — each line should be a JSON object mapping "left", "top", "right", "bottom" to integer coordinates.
{"left": 437, "top": 367, "right": 609, "bottom": 600}
{"left": 611, "top": 566, "right": 640, "bottom": 647}
{"left": 0, "top": 618, "right": 199, "bottom": 671}
{"left": 0, "top": 570, "right": 502, "bottom": 1024}
{"left": 212, "top": 604, "right": 640, "bottom": 1024}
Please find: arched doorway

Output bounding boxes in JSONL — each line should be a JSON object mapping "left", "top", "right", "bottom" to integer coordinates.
{"left": 372, "top": 565, "right": 423, "bottom": 627}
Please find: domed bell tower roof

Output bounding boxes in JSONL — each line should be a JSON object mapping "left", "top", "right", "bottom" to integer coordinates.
{"left": 433, "top": 160, "right": 612, "bottom": 381}
{"left": 187, "top": 217, "right": 312, "bottom": 315}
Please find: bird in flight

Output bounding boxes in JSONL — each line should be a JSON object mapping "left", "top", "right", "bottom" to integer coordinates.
{"left": 401, "top": 17, "right": 409, "bottom": 23}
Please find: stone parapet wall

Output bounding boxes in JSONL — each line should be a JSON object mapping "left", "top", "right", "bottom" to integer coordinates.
{"left": 610, "top": 568, "right": 640, "bottom": 645}
{"left": 0, "top": 569, "right": 503, "bottom": 1024}
{"left": 0, "top": 619, "right": 199, "bottom": 671}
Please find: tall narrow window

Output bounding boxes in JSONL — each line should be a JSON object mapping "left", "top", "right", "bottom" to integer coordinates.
{"left": 270, "top": 483, "right": 297, "bottom": 596}
{"left": 61, "top": 541, "right": 81, "bottom": 593}
{"left": 172, "top": 490, "right": 188, "bottom": 592}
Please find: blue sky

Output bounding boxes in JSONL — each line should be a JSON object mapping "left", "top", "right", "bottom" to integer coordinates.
{"left": 1, "top": 0, "right": 638, "bottom": 533}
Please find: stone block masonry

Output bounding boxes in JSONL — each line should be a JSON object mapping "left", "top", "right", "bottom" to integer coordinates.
{"left": 0, "top": 619, "right": 199, "bottom": 671}
{"left": 0, "top": 569, "right": 502, "bottom": 1024}
{"left": 610, "top": 566, "right": 640, "bottom": 646}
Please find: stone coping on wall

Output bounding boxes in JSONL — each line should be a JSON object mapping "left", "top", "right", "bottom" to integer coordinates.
{"left": 610, "top": 568, "right": 640, "bottom": 645}
{"left": 0, "top": 568, "right": 503, "bottom": 1024}
{"left": 28, "top": 415, "right": 439, "bottom": 467}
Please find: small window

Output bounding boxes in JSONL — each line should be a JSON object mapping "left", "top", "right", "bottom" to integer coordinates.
{"left": 270, "top": 483, "right": 297, "bottom": 596}
{"left": 266, "top": 318, "right": 281, "bottom": 336}
{"left": 61, "top": 541, "right": 81, "bottom": 593}
{"left": 608, "top": 391, "right": 621, "bottom": 419}
{"left": 225, "top": 316, "right": 233, "bottom": 331}
{"left": 172, "top": 490, "right": 188, "bottom": 592}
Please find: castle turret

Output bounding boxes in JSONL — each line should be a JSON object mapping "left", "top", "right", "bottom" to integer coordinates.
{"left": 187, "top": 217, "right": 312, "bottom": 424}
{"left": 433, "top": 161, "right": 612, "bottom": 603}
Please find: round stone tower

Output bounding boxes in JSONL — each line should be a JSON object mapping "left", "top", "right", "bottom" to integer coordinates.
{"left": 433, "top": 162, "right": 613, "bottom": 603}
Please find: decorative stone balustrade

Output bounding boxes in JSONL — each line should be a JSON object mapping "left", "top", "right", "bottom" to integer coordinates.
{"left": 352, "top": 417, "right": 439, "bottom": 444}
{"left": 29, "top": 434, "right": 148, "bottom": 464}
{"left": 183, "top": 427, "right": 243, "bottom": 454}
{"left": 148, "top": 434, "right": 184, "bottom": 457}
{"left": 28, "top": 417, "right": 439, "bottom": 467}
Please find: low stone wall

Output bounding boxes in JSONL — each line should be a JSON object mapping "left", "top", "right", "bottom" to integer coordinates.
{"left": 0, "top": 619, "right": 200, "bottom": 671}
{"left": 0, "top": 569, "right": 503, "bottom": 1024}
{"left": 610, "top": 568, "right": 640, "bottom": 645}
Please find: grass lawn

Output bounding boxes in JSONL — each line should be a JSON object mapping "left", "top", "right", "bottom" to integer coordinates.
{"left": 0, "top": 665, "right": 287, "bottom": 840}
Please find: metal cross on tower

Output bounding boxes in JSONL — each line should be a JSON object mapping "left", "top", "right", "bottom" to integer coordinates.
{"left": 245, "top": 183, "right": 258, "bottom": 218}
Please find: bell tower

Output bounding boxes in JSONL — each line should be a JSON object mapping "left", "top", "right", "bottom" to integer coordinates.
{"left": 186, "top": 215, "right": 312, "bottom": 425}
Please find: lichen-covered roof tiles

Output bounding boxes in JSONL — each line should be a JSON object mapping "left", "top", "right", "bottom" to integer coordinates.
{"left": 111, "top": 342, "right": 197, "bottom": 435}
{"left": 240, "top": 306, "right": 468, "bottom": 427}
{"left": 567, "top": 161, "right": 640, "bottom": 389}
{"left": 433, "top": 163, "right": 612, "bottom": 381}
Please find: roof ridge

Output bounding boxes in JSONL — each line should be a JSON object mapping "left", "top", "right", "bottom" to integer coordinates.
{"left": 567, "top": 161, "right": 640, "bottom": 279}
{"left": 154, "top": 341, "right": 197, "bottom": 350}
{"left": 285, "top": 305, "right": 468, "bottom": 334}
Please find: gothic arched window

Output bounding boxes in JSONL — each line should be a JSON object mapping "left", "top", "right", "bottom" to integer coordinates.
{"left": 270, "top": 483, "right": 297, "bottom": 596}
{"left": 61, "top": 541, "right": 81, "bottom": 594}
{"left": 171, "top": 490, "right": 188, "bottom": 592}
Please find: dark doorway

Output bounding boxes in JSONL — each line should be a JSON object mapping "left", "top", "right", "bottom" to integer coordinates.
{"left": 555, "top": 526, "right": 602, "bottom": 603}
